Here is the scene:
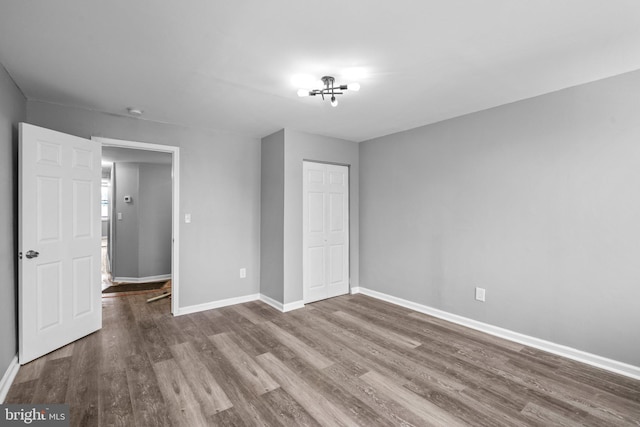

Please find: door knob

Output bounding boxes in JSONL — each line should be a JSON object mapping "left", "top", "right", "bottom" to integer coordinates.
{"left": 25, "top": 250, "right": 39, "bottom": 259}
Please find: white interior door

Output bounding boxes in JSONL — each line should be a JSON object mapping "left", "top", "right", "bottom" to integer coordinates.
{"left": 303, "top": 161, "right": 349, "bottom": 303}
{"left": 19, "top": 123, "right": 102, "bottom": 364}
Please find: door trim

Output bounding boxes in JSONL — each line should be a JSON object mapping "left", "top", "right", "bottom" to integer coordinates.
{"left": 92, "top": 137, "right": 180, "bottom": 315}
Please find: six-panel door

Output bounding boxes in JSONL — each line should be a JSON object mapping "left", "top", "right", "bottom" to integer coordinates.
{"left": 19, "top": 123, "right": 102, "bottom": 364}
{"left": 303, "top": 161, "right": 349, "bottom": 303}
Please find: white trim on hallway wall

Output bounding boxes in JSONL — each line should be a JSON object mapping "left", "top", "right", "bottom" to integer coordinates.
{"left": 260, "top": 294, "right": 305, "bottom": 313}
{"left": 350, "top": 286, "right": 640, "bottom": 381}
{"left": 175, "top": 293, "right": 304, "bottom": 316}
{"left": 92, "top": 137, "right": 181, "bottom": 315}
{"left": 175, "top": 294, "right": 261, "bottom": 316}
{"left": 0, "top": 356, "right": 19, "bottom": 403}
{"left": 111, "top": 274, "right": 171, "bottom": 284}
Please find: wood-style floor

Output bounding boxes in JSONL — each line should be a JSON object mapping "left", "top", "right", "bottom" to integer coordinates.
{"left": 5, "top": 293, "right": 640, "bottom": 426}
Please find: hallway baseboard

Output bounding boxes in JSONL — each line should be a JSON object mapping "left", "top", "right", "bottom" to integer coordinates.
{"left": 111, "top": 274, "right": 171, "bottom": 284}
{"left": 259, "top": 294, "right": 304, "bottom": 313}
{"left": 175, "top": 293, "right": 260, "bottom": 316}
{"left": 0, "top": 355, "right": 19, "bottom": 403}
{"left": 176, "top": 293, "right": 305, "bottom": 316}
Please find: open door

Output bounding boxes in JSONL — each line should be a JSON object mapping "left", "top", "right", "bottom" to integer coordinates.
{"left": 19, "top": 123, "right": 102, "bottom": 364}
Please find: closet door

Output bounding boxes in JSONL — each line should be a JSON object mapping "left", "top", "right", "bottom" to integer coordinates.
{"left": 303, "top": 161, "right": 349, "bottom": 303}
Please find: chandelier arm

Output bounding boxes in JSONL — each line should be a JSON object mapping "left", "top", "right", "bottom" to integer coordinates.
{"left": 307, "top": 89, "right": 345, "bottom": 96}
{"left": 316, "top": 89, "right": 344, "bottom": 95}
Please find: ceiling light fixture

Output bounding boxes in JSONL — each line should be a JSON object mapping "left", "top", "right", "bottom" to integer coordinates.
{"left": 297, "top": 76, "right": 360, "bottom": 107}
{"left": 127, "top": 107, "right": 143, "bottom": 116}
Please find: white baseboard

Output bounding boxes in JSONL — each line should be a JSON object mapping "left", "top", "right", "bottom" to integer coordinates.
{"left": 283, "top": 300, "right": 305, "bottom": 312}
{"left": 175, "top": 292, "right": 307, "bottom": 316}
{"left": 354, "top": 287, "right": 640, "bottom": 381}
{"left": 350, "top": 286, "right": 361, "bottom": 295}
{"left": 175, "top": 293, "right": 260, "bottom": 316}
{"left": 259, "top": 294, "right": 304, "bottom": 312}
{"left": 259, "top": 294, "right": 284, "bottom": 311}
{"left": 112, "top": 274, "right": 171, "bottom": 284}
{"left": 0, "top": 355, "right": 19, "bottom": 403}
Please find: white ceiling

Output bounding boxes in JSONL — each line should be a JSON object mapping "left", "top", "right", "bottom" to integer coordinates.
{"left": 1, "top": 1, "right": 640, "bottom": 142}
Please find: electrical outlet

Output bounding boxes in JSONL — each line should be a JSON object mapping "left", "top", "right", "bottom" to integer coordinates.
{"left": 475, "top": 287, "right": 486, "bottom": 302}
{"left": 239, "top": 268, "right": 246, "bottom": 279}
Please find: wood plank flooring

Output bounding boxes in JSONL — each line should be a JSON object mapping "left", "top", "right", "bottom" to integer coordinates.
{"left": 5, "top": 293, "right": 640, "bottom": 426}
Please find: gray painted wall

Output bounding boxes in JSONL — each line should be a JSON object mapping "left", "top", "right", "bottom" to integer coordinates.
{"left": 26, "top": 100, "right": 261, "bottom": 308}
{"left": 283, "top": 129, "right": 359, "bottom": 304}
{"left": 0, "top": 65, "right": 25, "bottom": 385}
{"left": 260, "top": 130, "right": 285, "bottom": 302}
{"left": 138, "top": 163, "right": 172, "bottom": 278}
{"left": 111, "top": 162, "right": 172, "bottom": 279}
{"left": 112, "top": 163, "right": 140, "bottom": 278}
{"left": 360, "top": 69, "right": 640, "bottom": 366}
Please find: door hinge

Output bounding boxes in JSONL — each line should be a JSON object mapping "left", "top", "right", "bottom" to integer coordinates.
{"left": 18, "top": 252, "right": 22, "bottom": 260}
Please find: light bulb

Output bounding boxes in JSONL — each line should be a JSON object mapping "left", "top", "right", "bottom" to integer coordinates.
{"left": 330, "top": 96, "right": 338, "bottom": 107}
{"left": 297, "top": 89, "right": 310, "bottom": 97}
{"left": 347, "top": 82, "right": 360, "bottom": 92}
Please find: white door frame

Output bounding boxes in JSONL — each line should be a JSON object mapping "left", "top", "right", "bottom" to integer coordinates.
{"left": 92, "top": 137, "right": 180, "bottom": 315}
